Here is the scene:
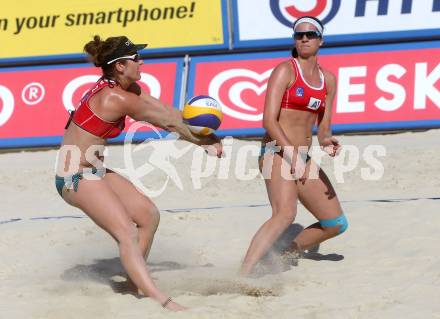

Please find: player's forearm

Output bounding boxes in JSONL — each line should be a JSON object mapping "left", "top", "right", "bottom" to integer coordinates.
{"left": 159, "top": 108, "right": 204, "bottom": 145}
{"left": 166, "top": 120, "right": 204, "bottom": 145}
{"left": 317, "top": 123, "right": 332, "bottom": 142}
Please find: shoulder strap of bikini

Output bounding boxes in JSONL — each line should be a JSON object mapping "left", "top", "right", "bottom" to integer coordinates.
{"left": 64, "top": 110, "right": 75, "bottom": 130}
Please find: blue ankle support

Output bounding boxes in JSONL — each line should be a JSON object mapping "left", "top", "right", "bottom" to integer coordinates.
{"left": 319, "top": 214, "right": 348, "bottom": 234}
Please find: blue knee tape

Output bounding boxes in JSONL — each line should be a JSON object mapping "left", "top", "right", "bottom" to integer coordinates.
{"left": 319, "top": 214, "right": 348, "bottom": 234}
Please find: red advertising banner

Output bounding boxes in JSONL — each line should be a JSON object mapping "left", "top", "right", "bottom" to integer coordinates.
{"left": 0, "top": 59, "right": 183, "bottom": 147}
{"left": 188, "top": 42, "right": 440, "bottom": 136}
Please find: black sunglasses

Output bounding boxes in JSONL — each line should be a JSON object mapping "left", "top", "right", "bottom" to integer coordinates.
{"left": 293, "top": 31, "right": 322, "bottom": 40}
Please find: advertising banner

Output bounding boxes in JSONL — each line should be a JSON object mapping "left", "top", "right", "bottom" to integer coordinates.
{"left": 233, "top": 0, "right": 440, "bottom": 48}
{"left": 0, "top": 0, "right": 228, "bottom": 63}
{"left": 0, "top": 58, "right": 183, "bottom": 148}
{"left": 187, "top": 41, "right": 440, "bottom": 136}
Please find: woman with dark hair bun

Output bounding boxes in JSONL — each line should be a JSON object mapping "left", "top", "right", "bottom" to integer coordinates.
{"left": 55, "top": 35, "right": 222, "bottom": 311}
{"left": 240, "top": 16, "right": 348, "bottom": 276}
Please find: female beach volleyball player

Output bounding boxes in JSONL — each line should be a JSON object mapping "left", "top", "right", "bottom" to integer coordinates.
{"left": 55, "top": 35, "right": 221, "bottom": 311}
{"left": 240, "top": 16, "right": 348, "bottom": 276}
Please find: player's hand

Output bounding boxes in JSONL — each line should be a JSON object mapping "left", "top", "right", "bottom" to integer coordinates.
{"left": 291, "top": 154, "right": 307, "bottom": 182}
{"left": 319, "top": 136, "right": 341, "bottom": 157}
{"left": 285, "top": 147, "right": 307, "bottom": 182}
{"left": 200, "top": 134, "right": 223, "bottom": 158}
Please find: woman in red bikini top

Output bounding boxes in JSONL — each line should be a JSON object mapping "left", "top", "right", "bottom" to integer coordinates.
{"left": 55, "top": 35, "right": 222, "bottom": 311}
{"left": 241, "top": 16, "right": 348, "bottom": 276}
{"left": 66, "top": 77, "right": 126, "bottom": 139}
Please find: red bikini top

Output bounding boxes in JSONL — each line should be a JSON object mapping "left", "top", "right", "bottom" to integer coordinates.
{"left": 66, "top": 78, "right": 125, "bottom": 138}
{"left": 280, "top": 58, "right": 326, "bottom": 114}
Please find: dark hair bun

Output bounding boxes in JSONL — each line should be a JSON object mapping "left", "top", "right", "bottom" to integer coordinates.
{"left": 84, "top": 35, "right": 105, "bottom": 67}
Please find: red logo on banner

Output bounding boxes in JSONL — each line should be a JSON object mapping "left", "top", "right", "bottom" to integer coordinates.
{"left": 285, "top": 1, "right": 327, "bottom": 18}
{"left": 270, "top": 0, "right": 340, "bottom": 26}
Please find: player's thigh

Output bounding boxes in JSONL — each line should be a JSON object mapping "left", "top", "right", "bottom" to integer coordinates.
{"left": 297, "top": 162, "right": 343, "bottom": 220}
{"left": 261, "top": 153, "right": 299, "bottom": 220}
{"left": 103, "top": 169, "right": 160, "bottom": 227}
{"left": 63, "top": 179, "right": 135, "bottom": 241}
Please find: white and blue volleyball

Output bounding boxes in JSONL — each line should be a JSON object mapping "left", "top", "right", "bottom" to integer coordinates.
{"left": 183, "top": 95, "right": 222, "bottom": 136}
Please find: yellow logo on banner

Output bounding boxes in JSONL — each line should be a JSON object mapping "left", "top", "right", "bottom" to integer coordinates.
{"left": 0, "top": 0, "right": 224, "bottom": 60}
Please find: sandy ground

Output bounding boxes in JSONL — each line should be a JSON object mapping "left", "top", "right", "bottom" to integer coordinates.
{"left": 1, "top": 130, "right": 440, "bottom": 319}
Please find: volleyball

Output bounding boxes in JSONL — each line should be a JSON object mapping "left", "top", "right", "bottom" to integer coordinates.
{"left": 182, "top": 95, "right": 223, "bottom": 136}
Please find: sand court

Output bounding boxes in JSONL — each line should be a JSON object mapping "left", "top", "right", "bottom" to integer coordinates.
{"left": 1, "top": 130, "right": 440, "bottom": 318}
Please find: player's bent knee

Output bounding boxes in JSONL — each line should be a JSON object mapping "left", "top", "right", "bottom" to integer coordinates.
{"left": 272, "top": 212, "right": 295, "bottom": 228}
{"left": 151, "top": 206, "right": 160, "bottom": 221}
{"left": 319, "top": 214, "right": 348, "bottom": 235}
{"left": 136, "top": 200, "right": 160, "bottom": 226}
{"left": 115, "top": 222, "right": 139, "bottom": 244}
{"left": 147, "top": 206, "right": 160, "bottom": 228}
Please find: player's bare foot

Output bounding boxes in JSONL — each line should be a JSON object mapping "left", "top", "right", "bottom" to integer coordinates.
{"left": 162, "top": 297, "right": 188, "bottom": 311}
